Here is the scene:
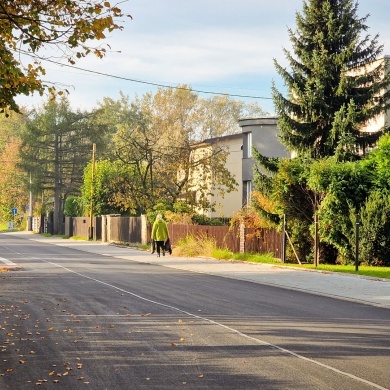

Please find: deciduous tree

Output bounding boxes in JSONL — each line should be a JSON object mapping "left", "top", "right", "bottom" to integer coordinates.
{"left": 0, "top": 0, "right": 128, "bottom": 113}
{"left": 82, "top": 159, "right": 134, "bottom": 216}
{"left": 0, "top": 137, "right": 28, "bottom": 225}
{"left": 0, "top": 111, "right": 28, "bottom": 225}
{"left": 93, "top": 87, "right": 239, "bottom": 214}
{"left": 197, "top": 96, "right": 267, "bottom": 139}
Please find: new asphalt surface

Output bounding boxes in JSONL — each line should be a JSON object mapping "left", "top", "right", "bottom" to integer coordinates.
{"left": 2, "top": 231, "right": 390, "bottom": 310}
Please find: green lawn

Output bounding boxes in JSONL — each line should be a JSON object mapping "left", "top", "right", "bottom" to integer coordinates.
{"left": 223, "top": 251, "right": 390, "bottom": 279}
{"left": 243, "top": 256, "right": 390, "bottom": 279}
{"left": 294, "top": 263, "right": 390, "bottom": 279}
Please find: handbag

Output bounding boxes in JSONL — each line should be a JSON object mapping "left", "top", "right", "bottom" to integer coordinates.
{"left": 150, "top": 239, "right": 156, "bottom": 254}
{"left": 164, "top": 238, "right": 172, "bottom": 255}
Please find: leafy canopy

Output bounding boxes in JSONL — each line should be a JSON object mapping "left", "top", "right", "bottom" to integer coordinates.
{"left": 0, "top": 0, "right": 129, "bottom": 113}
{"left": 82, "top": 87, "right": 242, "bottom": 215}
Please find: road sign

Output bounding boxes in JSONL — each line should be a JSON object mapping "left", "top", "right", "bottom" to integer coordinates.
{"left": 8, "top": 222, "right": 14, "bottom": 229}
{"left": 11, "top": 208, "right": 17, "bottom": 215}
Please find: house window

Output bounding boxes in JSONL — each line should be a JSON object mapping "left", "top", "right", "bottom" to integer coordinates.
{"left": 243, "top": 180, "right": 252, "bottom": 206}
{"left": 243, "top": 132, "right": 252, "bottom": 158}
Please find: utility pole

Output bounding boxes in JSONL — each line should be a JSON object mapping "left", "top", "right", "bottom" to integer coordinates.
{"left": 88, "top": 143, "right": 96, "bottom": 240}
{"left": 27, "top": 171, "right": 33, "bottom": 231}
{"left": 53, "top": 132, "right": 61, "bottom": 235}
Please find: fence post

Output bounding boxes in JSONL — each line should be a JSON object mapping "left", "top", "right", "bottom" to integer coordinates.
{"left": 101, "top": 215, "right": 107, "bottom": 243}
{"left": 240, "top": 222, "right": 245, "bottom": 253}
{"left": 141, "top": 214, "right": 148, "bottom": 245}
{"left": 281, "top": 214, "right": 287, "bottom": 263}
{"left": 64, "top": 217, "right": 72, "bottom": 237}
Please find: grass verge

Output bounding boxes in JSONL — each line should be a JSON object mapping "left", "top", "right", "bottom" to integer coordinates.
{"left": 41, "top": 233, "right": 71, "bottom": 239}
{"left": 292, "top": 263, "right": 390, "bottom": 279}
{"left": 175, "top": 235, "right": 390, "bottom": 279}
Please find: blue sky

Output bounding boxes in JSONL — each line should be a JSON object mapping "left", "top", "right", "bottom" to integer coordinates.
{"left": 15, "top": 0, "right": 390, "bottom": 115}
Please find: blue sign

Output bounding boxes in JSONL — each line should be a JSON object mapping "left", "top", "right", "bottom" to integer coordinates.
{"left": 11, "top": 208, "right": 17, "bottom": 215}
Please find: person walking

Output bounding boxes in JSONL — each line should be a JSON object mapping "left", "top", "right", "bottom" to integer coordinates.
{"left": 151, "top": 214, "right": 169, "bottom": 257}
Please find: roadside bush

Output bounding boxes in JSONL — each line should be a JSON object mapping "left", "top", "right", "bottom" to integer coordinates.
{"left": 286, "top": 219, "right": 313, "bottom": 263}
{"left": 64, "top": 196, "right": 84, "bottom": 217}
{"left": 360, "top": 190, "right": 390, "bottom": 266}
{"left": 191, "top": 214, "right": 227, "bottom": 226}
{"left": 174, "top": 234, "right": 218, "bottom": 257}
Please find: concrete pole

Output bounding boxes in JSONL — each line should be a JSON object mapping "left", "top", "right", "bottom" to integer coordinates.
{"left": 88, "top": 143, "right": 96, "bottom": 240}
{"left": 27, "top": 172, "right": 33, "bottom": 231}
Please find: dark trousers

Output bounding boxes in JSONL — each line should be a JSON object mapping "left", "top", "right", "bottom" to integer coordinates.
{"left": 155, "top": 240, "right": 165, "bottom": 255}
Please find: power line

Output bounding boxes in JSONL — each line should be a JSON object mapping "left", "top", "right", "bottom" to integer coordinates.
{"left": 41, "top": 57, "right": 273, "bottom": 100}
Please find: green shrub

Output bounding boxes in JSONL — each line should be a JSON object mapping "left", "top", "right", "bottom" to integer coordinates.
{"left": 174, "top": 235, "right": 217, "bottom": 257}
{"left": 360, "top": 190, "right": 390, "bottom": 266}
{"left": 64, "top": 196, "right": 84, "bottom": 217}
{"left": 191, "top": 214, "right": 227, "bottom": 226}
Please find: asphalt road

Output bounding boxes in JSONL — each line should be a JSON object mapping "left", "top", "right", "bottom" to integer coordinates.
{"left": 0, "top": 233, "right": 389, "bottom": 390}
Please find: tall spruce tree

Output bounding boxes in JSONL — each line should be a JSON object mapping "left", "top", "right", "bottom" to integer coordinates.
{"left": 252, "top": 0, "right": 390, "bottom": 263}
{"left": 273, "top": 0, "right": 390, "bottom": 159}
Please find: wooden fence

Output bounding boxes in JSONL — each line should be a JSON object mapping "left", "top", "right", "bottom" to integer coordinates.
{"left": 64, "top": 217, "right": 102, "bottom": 240}
{"left": 245, "top": 227, "right": 283, "bottom": 259}
{"left": 63, "top": 216, "right": 283, "bottom": 258}
{"left": 166, "top": 224, "right": 282, "bottom": 257}
{"left": 110, "top": 216, "right": 143, "bottom": 243}
{"left": 166, "top": 224, "right": 241, "bottom": 253}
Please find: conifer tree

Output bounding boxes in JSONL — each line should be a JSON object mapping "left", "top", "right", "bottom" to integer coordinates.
{"left": 252, "top": 0, "right": 390, "bottom": 263}
{"left": 273, "top": 0, "right": 390, "bottom": 159}
{"left": 19, "top": 96, "right": 112, "bottom": 234}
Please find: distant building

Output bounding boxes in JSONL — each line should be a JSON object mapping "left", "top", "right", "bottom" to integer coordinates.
{"left": 186, "top": 117, "right": 289, "bottom": 218}
{"left": 187, "top": 133, "right": 243, "bottom": 219}
{"left": 357, "top": 55, "right": 390, "bottom": 134}
{"left": 238, "top": 117, "right": 290, "bottom": 206}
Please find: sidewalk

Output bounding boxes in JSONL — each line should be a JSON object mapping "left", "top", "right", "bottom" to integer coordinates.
{"left": 2, "top": 232, "right": 390, "bottom": 309}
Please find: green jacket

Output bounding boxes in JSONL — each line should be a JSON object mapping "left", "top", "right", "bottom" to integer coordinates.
{"left": 151, "top": 219, "right": 169, "bottom": 241}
